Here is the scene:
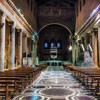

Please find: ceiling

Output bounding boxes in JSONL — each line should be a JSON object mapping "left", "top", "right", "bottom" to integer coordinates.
{"left": 35, "top": 0, "right": 76, "bottom": 6}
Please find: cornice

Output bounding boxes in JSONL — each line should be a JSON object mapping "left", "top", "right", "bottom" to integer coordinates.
{"left": 74, "top": 5, "right": 100, "bottom": 39}
{"left": 0, "top": 0, "right": 35, "bottom": 36}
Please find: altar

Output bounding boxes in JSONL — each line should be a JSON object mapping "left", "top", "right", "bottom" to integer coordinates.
{"left": 46, "top": 60, "right": 63, "bottom": 66}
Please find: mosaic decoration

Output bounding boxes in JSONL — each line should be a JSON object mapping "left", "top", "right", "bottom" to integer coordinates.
{"left": 13, "top": 66, "right": 97, "bottom": 100}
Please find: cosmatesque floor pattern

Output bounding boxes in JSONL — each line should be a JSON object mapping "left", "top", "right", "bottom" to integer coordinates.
{"left": 13, "top": 66, "right": 97, "bottom": 100}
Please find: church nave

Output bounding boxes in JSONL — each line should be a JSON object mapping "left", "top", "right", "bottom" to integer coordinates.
{"left": 13, "top": 66, "right": 97, "bottom": 100}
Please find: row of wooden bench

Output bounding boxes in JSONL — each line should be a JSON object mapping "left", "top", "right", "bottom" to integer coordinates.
{"left": 0, "top": 65, "right": 47, "bottom": 100}
{"left": 64, "top": 65, "right": 100, "bottom": 98}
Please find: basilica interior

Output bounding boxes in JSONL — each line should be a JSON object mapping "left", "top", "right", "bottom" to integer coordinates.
{"left": 0, "top": 0, "right": 100, "bottom": 100}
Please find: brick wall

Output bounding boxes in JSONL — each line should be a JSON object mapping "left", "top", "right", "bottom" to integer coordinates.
{"left": 37, "top": 1, "right": 75, "bottom": 34}
{"left": 76, "top": 0, "right": 100, "bottom": 32}
{"left": 12, "top": 0, "right": 37, "bottom": 30}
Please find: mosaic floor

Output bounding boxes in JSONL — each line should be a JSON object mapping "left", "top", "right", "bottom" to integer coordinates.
{"left": 13, "top": 66, "right": 97, "bottom": 100}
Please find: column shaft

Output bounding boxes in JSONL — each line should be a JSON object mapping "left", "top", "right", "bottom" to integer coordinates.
{"left": 25, "top": 36, "right": 28, "bottom": 64}
{"left": 26, "top": 36, "right": 28, "bottom": 53}
{"left": 19, "top": 31, "right": 22, "bottom": 66}
{"left": 11, "top": 22, "right": 16, "bottom": 70}
{"left": 0, "top": 14, "right": 6, "bottom": 71}
{"left": 98, "top": 27, "right": 100, "bottom": 66}
{"left": 93, "top": 29, "right": 98, "bottom": 65}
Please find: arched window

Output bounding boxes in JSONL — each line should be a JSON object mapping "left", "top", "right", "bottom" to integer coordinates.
{"left": 44, "top": 42, "right": 48, "bottom": 48}
{"left": 57, "top": 42, "right": 61, "bottom": 48}
{"left": 50, "top": 39, "right": 56, "bottom": 48}
{"left": 44, "top": 40, "right": 49, "bottom": 48}
{"left": 51, "top": 42, "right": 55, "bottom": 47}
{"left": 57, "top": 40, "right": 61, "bottom": 48}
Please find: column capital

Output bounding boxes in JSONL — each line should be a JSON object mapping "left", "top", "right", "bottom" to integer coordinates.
{"left": 0, "top": 13, "right": 6, "bottom": 29}
{"left": 16, "top": 29, "right": 22, "bottom": 33}
{"left": 0, "top": 23, "right": 4, "bottom": 29}
{"left": 86, "top": 32, "right": 91, "bottom": 34}
{"left": 98, "top": 26, "right": 100, "bottom": 28}
{"left": 7, "top": 21, "right": 16, "bottom": 27}
{"left": 12, "top": 21, "right": 16, "bottom": 27}
{"left": 93, "top": 28, "right": 98, "bottom": 32}
{"left": 7, "top": 21, "right": 14, "bottom": 26}
{"left": 78, "top": 39, "right": 82, "bottom": 44}
{"left": 0, "top": 10, "right": 6, "bottom": 16}
{"left": 91, "top": 28, "right": 98, "bottom": 34}
{"left": 22, "top": 32, "right": 27, "bottom": 37}
{"left": 0, "top": 10, "right": 3, "bottom": 15}
{"left": 2, "top": 13, "right": 6, "bottom": 17}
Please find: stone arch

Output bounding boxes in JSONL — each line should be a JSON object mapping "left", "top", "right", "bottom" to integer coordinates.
{"left": 38, "top": 23, "right": 72, "bottom": 37}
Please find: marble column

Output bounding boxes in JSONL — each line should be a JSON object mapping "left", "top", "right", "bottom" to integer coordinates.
{"left": 87, "top": 33, "right": 91, "bottom": 44}
{"left": 98, "top": 26, "right": 100, "bottom": 66}
{"left": 24, "top": 36, "right": 27, "bottom": 53}
{"left": 93, "top": 28, "right": 98, "bottom": 65}
{"left": 86, "top": 33, "right": 92, "bottom": 49}
{"left": 0, "top": 13, "right": 6, "bottom": 71}
{"left": 27, "top": 37, "right": 31, "bottom": 53}
{"left": 72, "top": 39, "right": 76, "bottom": 65}
{"left": 34, "top": 41, "right": 38, "bottom": 65}
{"left": 31, "top": 40, "right": 33, "bottom": 66}
{"left": 25, "top": 36, "right": 28, "bottom": 64}
{"left": 32, "top": 42, "right": 35, "bottom": 65}
{"left": 19, "top": 30, "right": 23, "bottom": 66}
{"left": 84, "top": 37, "right": 87, "bottom": 50}
{"left": 22, "top": 35, "right": 28, "bottom": 65}
{"left": 76, "top": 42, "right": 79, "bottom": 64}
{"left": 22, "top": 35, "right": 26, "bottom": 53}
{"left": 82, "top": 37, "right": 85, "bottom": 45}
{"left": 11, "top": 22, "right": 16, "bottom": 70}
{"left": 86, "top": 33, "right": 93, "bottom": 58}
{"left": 33, "top": 42, "right": 37, "bottom": 64}
{"left": 89, "top": 33, "right": 92, "bottom": 47}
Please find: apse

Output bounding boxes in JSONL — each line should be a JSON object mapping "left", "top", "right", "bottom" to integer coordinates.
{"left": 37, "top": 24, "right": 72, "bottom": 61}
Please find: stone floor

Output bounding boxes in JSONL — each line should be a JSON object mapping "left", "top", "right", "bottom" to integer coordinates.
{"left": 13, "top": 66, "right": 97, "bottom": 100}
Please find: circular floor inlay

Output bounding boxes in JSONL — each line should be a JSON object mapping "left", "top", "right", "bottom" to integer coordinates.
{"left": 22, "top": 96, "right": 42, "bottom": 100}
{"left": 74, "top": 96, "right": 96, "bottom": 100}
{"left": 41, "top": 88, "right": 73, "bottom": 97}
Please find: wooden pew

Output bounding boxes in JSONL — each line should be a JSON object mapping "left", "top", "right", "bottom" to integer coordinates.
{"left": 63, "top": 65, "right": 100, "bottom": 97}
{"left": 0, "top": 77, "right": 21, "bottom": 100}
{"left": 0, "top": 65, "right": 47, "bottom": 99}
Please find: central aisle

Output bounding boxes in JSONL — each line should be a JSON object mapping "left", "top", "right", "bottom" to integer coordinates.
{"left": 13, "top": 66, "right": 96, "bottom": 100}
